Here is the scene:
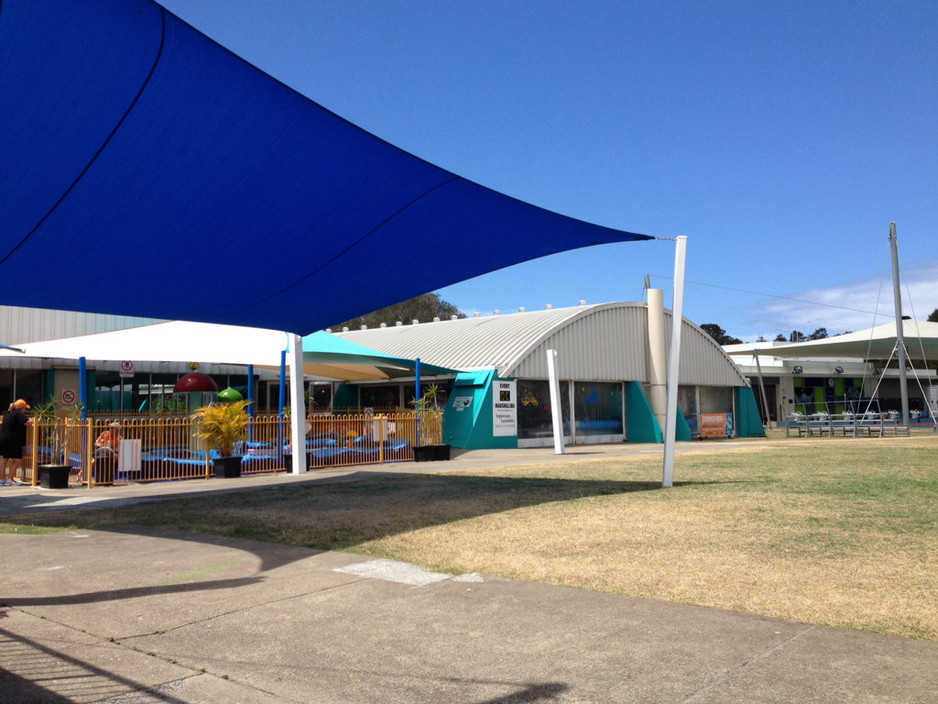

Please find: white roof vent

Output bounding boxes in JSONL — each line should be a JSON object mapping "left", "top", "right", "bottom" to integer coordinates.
{"left": 395, "top": 321, "right": 403, "bottom": 327}
{"left": 494, "top": 310, "right": 501, "bottom": 316}
{"left": 473, "top": 312, "right": 481, "bottom": 317}
{"left": 519, "top": 307, "right": 526, "bottom": 313}
{"left": 412, "top": 319, "right": 420, "bottom": 325}
{"left": 325, "top": 328, "right": 332, "bottom": 333}
{"left": 342, "top": 327, "right": 349, "bottom": 333}
{"left": 433, "top": 317, "right": 440, "bottom": 323}
{"left": 451, "top": 315, "right": 458, "bottom": 320}
{"left": 579, "top": 300, "right": 587, "bottom": 306}
{"left": 380, "top": 323, "right": 387, "bottom": 328}
{"left": 545, "top": 304, "right": 552, "bottom": 310}
{"left": 361, "top": 325, "right": 368, "bottom": 330}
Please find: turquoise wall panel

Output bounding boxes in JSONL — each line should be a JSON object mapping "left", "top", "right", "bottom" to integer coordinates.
{"left": 734, "top": 386, "right": 766, "bottom": 438}
{"left": 444, "top": 369, "right": 517, "bottom": 450}
{"left": 625, "top": 381, "right": 662, "bottom": 443}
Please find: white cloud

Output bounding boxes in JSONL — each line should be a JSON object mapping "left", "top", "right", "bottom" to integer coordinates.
{"left": 741, "top": 259, "right": 938, "bottom": 339}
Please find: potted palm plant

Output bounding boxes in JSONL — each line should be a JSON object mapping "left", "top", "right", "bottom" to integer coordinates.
{"left": 192, "top": 399, "right": 250, "bottom": 478}
{"left": 412, "top": 384, "right": 450, "bottom": 462}
{"left": 33, "top": 400, "right": 82, "bottom": 488}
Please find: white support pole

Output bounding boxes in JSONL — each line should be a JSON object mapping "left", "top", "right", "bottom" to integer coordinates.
{"left": 287, "top": 333, "right": 307, "bottom": 474}
{"left": 662, "top": 236, "right": 687, "bottom": 488}
{"left": 547, "top": 349, "right": 565, "bottom": 454}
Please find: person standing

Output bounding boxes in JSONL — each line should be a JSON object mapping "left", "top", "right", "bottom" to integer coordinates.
{"left": 0, "top": 399, "right": 31, "bottom": 485}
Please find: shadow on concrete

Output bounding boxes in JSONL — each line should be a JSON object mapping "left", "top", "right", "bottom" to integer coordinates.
{"left": 0, "top": 576, "right": 264, "bottom": 608}
{"left": 0, "top": 626, "right": 189, "bottom": 703}
{"left": 474, "top": 682, "right": 569, "bottom": 703}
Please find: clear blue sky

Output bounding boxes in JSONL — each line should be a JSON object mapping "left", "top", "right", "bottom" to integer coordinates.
{"left": 159, "top": 0, "right": 937, "bottom": 341}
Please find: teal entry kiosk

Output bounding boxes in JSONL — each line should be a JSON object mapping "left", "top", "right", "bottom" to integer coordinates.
{"left": 444, "top": 369, "right": 518, "bottom": 450}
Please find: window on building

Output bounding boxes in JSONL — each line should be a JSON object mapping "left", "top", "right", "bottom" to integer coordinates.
{"left": 360, "top": 385, "right": 403, "bottom": 411}
{"left": 573, "top": 381, "right": 623, "bottom": 435}
{"left": 517, "top": 379, "right": 569, "bottom": 439}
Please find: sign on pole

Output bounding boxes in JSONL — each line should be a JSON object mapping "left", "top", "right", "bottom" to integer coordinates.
{"left": 119, "top": 360, "right": 134, "bottom": 378}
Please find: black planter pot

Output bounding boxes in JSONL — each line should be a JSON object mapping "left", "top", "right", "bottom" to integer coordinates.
{"left": 282, "top": 454, "right": 293, "bottom": 473}
{"left": 39, "top": 464, "right": 71, "bottom": 489}
{"left": 413, "top": 445, "right": 436, "bottom": 462}
{"left": 414, "top": 445, "right": 451, "bottom": 462}
{"left": 213, "top": 456, "right": 242, "bottom": 478}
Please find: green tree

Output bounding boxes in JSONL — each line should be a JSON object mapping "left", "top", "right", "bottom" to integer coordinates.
{"left": 700, "top": 323, "right": 742, "bottom": 345}
{"left": 808, "top": 327, "right": 828, "bottom": 340}
{"left": 332, "top": 293, "right": 466, "bottom": 330}
{"left": 928, "top": 308, "right": 938, "bottom": 323}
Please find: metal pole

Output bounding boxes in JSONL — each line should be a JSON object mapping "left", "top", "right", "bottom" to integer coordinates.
{"left": 246, "top": 364, "right": 254, "bottom": 443}
{"left": 889, "top": 222, "right": 910, "bottom": 426}
{"left": 278, "top": 349, "right": 286, "bottom": 466}
{"left": 753, "top": 350, "right": 771, "bottom": 428}
{"left": 246, "top": 364, "right": 255, "bottom": 415}
{"left": 547, "top": 349, "right": 565, "bottom": 454}
{"left": 79, "top": 357, "right": 88, "bottom": 419}
{"left": 663, "top": 236, "right": 687, "bottom": 488}
{"left": 415, "top": 358, "right": 421, "bottom": 445}
{"left": 287, "top": 334, "right": 307, "bottom": 474}
{"left": 278, "top": 350, "right": 286, "bottom": 416}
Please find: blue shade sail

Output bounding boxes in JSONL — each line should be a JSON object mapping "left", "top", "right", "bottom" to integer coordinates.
{"left": 0, "top": 0, "right": 653, "bottom": 335}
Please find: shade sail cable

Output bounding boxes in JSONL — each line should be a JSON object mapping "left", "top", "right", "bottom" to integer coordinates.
{"left": 228, "top": 176, "right": 460, "bottom": 318}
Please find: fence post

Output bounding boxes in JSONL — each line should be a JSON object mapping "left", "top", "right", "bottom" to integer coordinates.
{"left": 378, "top": 414, "right": 385, "bottom": 465}
{"left": 86, "top": 417, "right": 93, "bottom": 489}
{"left": 29, "top": 419, "right": 38, "bottom": 486}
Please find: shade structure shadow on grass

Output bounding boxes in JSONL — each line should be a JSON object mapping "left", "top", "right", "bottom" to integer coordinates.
{"left": 1, "top": 473, "right": 679, "bottom": 559}
{"left": 4, "top": 438, "right": 938, "bottom": 642}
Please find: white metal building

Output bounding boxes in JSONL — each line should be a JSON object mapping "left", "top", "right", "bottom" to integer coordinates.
{"left": 725, "top": 320, "right": 938, "bottom": 424}
{"left": 334, "top": 300, "right": 762, "bottom": 448}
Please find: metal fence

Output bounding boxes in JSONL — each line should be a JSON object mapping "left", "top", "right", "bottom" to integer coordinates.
{"left": 23, "top": 411, "right": 433, "bottom": 488}
{"left": 784, "top": 410, "right": 911, "bottom": 437}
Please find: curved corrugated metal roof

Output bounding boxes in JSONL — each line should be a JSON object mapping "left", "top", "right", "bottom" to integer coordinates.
{"left": 334, "top": 305, "right": 588, "bottom": 373}
{"left": 336, "top": 302, "right": 748, "bottom": 386}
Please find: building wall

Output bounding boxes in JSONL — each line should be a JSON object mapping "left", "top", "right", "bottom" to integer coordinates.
{"left": 511, "top": 306, "right": 648, "bottom": 381}
{"left": 0, "top": 305, "right": 161, "bottom": 347}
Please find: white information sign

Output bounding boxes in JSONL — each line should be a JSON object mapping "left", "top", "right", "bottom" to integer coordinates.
{"left": 492, "top": 380, "right": 517, "bottom": 437}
